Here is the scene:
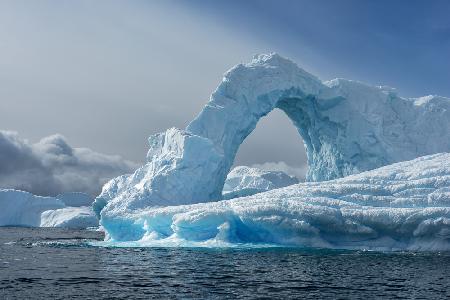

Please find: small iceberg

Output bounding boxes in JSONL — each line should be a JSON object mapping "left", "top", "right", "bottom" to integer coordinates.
{"left": 0, "top": 189, "right": 98, "bottom": 228}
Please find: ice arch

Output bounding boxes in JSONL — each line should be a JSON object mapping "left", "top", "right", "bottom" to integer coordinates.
{"left": 186, "top": 57, "right": 347, "bottom": 185}
{"left": 94, "top": 54, "right": 450, "bottom": 236}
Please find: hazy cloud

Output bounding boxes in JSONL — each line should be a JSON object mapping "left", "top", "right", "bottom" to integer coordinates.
{"left": 251, "top": 161, "right": 307, "bottom": 180}
{"left": 0, "top": 131, "right": 138, "bottom": 196}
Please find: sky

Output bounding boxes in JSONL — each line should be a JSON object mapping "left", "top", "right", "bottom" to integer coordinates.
{"left": 0, "top": 0, "right": 449, "bottom": 194}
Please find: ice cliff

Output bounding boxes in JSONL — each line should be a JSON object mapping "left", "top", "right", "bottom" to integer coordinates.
{"left": 99, "top": 153, "right": 450, "bottom": 251}
{"left": 0, "top": 189, "right": 98, "bottom": 228}
{"left": 94, "top": 53, "right": 450, "bottom": 228}
{"left": 222, "top": 166, "right": 298, "bottom": 199}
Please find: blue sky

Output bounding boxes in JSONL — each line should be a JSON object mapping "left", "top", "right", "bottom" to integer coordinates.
{"left": 181, "top": 0, "right": 450, "bottom": 96}
{"left": 0, "top": 0, "right": 448, "bottom": 178}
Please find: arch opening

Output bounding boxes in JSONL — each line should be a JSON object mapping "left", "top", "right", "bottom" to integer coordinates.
{"left": 231, "top": 107, "right": 308, "bottom": 180}
{"left": 210, "top": 92, "right": 348, "bottom": 199}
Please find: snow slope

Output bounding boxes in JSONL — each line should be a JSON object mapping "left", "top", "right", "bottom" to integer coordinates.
{"left": 100, "top": 153, "right": 450, "bottom": 251}
{"left": 94, "top": 53, "right": 450, "bottom": 219}
{"left": 222, "top": 166, "right": 298, "bottom": 199}
{"left": 0, "top": 189, "right": 98, "bottom": 228}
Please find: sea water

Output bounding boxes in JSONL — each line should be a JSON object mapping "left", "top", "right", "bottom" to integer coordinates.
{"left": 1, "top": 227, "right": 450, "bottom": 299}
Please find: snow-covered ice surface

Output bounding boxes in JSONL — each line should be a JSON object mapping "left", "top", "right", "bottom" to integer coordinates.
{"left": 94, "top": 54, "right": 450, "bottom": 250}
{"left": 98, "top": 153, "right": 450, "bottom": 251}
{"left": 222, "top": 166, "right": 298, "bottom": 199}
{"left": 0, "top": 189, "right": 98, "bottom": 228}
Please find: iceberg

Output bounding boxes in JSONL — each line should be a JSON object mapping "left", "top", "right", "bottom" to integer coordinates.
{"left": 0, "top": 189, "right": 65, "bottom": 227}
{"left": 95, "top": 53, "right": 450, "bottom": 217}
{"left": 40, "top": 206, "right": 98, "bottom": 229}
{"left": 222, "top": 166, "right": 298, "bottom": 199}
{"left": 100, "top": 153, "right": 450, "bottom": 250}
{"left": 0, "top": 189, "right": 98, "bottom": 228}
{"left": 94, "top": 53, "right": 450, "bottom": 250}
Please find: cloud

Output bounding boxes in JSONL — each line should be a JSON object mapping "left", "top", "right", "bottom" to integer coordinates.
{"left": 0, "top": 131, "right": 138, "bottom": 197}
{"left": 251, "top": 161, "right": 308, "bottom": 180}
{"left": 0, "top": 1, "right": 267, "bottom": 163}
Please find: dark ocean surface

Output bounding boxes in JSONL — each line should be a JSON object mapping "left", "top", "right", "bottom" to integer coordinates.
{"left": 1, "top": 227, "right": 449, "bottom": 299}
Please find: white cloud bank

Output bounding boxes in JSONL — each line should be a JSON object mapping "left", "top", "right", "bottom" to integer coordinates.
{"left": 0, "top": 131, "right": 137, "bottom": 197}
